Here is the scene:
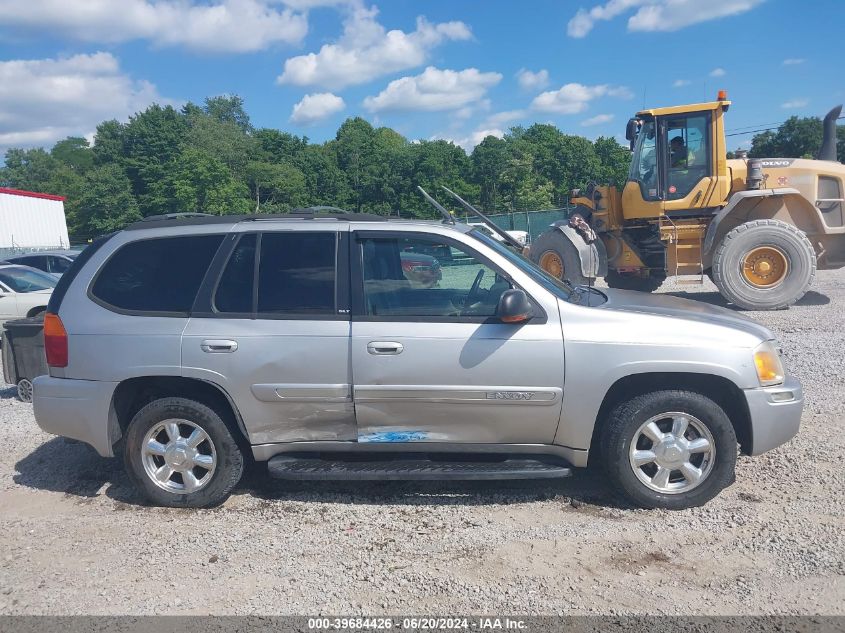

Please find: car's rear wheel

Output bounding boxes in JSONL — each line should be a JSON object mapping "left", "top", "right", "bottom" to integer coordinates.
{"left": 600, "top": 390, "right": 737, "bottom": 509}
{"left": 124, "top": 397, "right": 243, "bottom": 508}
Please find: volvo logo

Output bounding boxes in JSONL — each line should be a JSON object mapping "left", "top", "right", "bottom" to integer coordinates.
{"left": 487, "top": 391, "right": 535, "bottom": 401}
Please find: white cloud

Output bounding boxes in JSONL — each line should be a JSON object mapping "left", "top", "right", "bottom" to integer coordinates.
{"left": 482, "top": 110, "right": 526, "bottom": 128}
{"left": 673, "top": 79, "right": 691, "bottom": 87}
{"left": 278, "top": 4, "right": 471, "bottom": 90}
{"left": 531, "top": 83, "right": 632, "bottom": 115}
{"left": 782, "top": 58, "right": 805, "bottom": 65}
{"left": 0, "top": 0, "right": 311, "bottom": 53}
{"left": 433, "top": 128, "right": 504, "bottom": 153}
{"left": 581, "top": 113, "right": 614, "bottom": 126}
{"left": 567, "top": 0, "right": 764, "bottom": 37}
{"left": 363, "top": 66, "right": 502, "bottom": 113}
{"left": 709, "top": 67, "right": 726, "bottom": 77}
{"left": 781, "top": 99, "right": 809, "bottom": 109}
{"left": 516, "top": 68, "right": 549, "bottom": 91}
{"left": 290, "top": 92, "right": 346, "bottom": 125}
{"left": 0, "top": 52, "right": 171, "bottom": 151}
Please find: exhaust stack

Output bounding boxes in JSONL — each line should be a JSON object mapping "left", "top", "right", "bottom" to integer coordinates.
{"left": 816, "top": 105, "right": 842, "bottom": 162}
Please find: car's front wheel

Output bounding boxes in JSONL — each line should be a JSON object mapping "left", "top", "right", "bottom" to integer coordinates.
{"left": 600, "top": 390, "right": 737, "bottom": 509}
{"left": 124, "top": 397, "right": 244, "bottom": 508}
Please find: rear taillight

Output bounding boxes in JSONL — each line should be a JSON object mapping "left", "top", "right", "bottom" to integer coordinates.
{"left": 43, "top": 312, "right": 68, "bottom": 368}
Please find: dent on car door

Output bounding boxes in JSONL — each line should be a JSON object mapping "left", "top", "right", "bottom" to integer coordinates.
{"left": 181, "top": 230, "right": 355, "bottom": 445}
{"left": 350, "top": 231, "right": 565, "bottom": 445}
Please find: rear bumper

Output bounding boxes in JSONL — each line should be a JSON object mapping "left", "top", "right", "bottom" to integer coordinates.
{"left": 32, "top": 376, "right": 118, "bottom": 457}
{"left": 744, "top": 376, "right": 803, "bottom": 455}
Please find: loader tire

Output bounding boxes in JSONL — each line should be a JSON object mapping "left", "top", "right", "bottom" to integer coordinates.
{"left": 712, "top": 219, "right": 815, "bottom": 311}
{"left": 605, "top": 269, "right": 666, "bottom": 293}
{"left": 530, "top": 230, "right": 590, "bottom": 286}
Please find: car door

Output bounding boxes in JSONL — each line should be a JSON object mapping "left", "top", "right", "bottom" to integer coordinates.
{"left": 0, "top": 281, "right": 17, "bottom": 326}
{"left": 350, "top": 229, "right": 565, "bottom": 445}
{"left": 181, "top": 227, "right": 355, "bottom": 445}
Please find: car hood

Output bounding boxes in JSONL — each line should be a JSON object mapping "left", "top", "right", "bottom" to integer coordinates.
{"left": 595, "top": 288, "right": 774, "bottom": 342}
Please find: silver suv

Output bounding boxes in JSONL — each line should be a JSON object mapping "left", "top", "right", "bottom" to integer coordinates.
{"left": 32, "top": 212, "right": 803, "bottom": 510}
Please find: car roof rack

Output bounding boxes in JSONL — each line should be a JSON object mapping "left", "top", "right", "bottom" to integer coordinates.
{"left": 139, "top": 213, "right": 213, "bottom": 221}
{"left": 124, "top": 208, "right": 390, "bottom": 231}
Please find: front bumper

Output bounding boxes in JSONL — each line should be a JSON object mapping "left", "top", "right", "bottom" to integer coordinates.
{"left": 32, "top": 376, "right": 119, "bottom": 457}
{"left": 744, "top": 376, "right": 803, "bottom": 455}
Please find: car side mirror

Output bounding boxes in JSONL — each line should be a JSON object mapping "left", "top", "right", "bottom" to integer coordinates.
{"left": 497, "top": 289, "right": 533, "bottom": 324}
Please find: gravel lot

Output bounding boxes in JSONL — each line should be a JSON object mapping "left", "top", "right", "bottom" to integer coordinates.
{"left": 1, "top": 272, "right": 843, "bottom": 616}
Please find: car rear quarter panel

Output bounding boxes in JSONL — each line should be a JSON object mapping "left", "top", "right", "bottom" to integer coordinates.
{"left": 51, "top": 224, "right": 235, "bottom": 382}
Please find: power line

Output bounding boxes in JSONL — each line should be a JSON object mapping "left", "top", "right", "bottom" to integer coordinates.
{"left": 725, "top": 115, "right": 845, "bottom": 138}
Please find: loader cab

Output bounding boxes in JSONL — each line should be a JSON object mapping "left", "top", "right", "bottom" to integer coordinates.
{"left": 622, "top": 97, "right": 731, "bottom": 220}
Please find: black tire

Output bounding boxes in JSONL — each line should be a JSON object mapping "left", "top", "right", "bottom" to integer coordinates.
{"left": 600, "top": 390, "right": 737, "bottom": 510}
{"left": 124, "top": 397, "right": 244, "bottom": 508}
{"left": 530, "top": 230, "right": 589, "bottom": 285}
{"left": 712, "top": 219, "right": 816, "bottom": 311}
{"left": 605, "top": 269, "right": 666, "bottom": 292}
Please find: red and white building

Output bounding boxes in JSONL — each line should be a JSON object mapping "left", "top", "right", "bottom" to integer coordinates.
{"left": 0, "top": 188, "right": 70, "bottom": 253}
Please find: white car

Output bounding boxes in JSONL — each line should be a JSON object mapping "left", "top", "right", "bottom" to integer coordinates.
{"left": 0, "top": 264, "right": 55, "bottom": 330}
{"left": 467, "top": 223, "right": 529, "bottom": 246}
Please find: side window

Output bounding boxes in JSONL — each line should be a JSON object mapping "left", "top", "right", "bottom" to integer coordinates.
{"left": 214, "top": 234, "right": 257, "bottom": 313}
{"left": 91, "top": 234, "right": 224, "bottom": 314}
{"left": 666, "top": 114, "right": 710, "bottom": 200}
{"left": 629, "top": 120, "right": 659, "bottom": 201}
{"left": 48, "top": 256, "right": 72, "bottom": 274}
{"left": 257, "top": 232, "right": 336, "bottom": 316}
{"left": 818, "top": 176, "right": 844, "bottom": 228}
{"left": 360, "top": 235, "right": 512, "bottom": 318}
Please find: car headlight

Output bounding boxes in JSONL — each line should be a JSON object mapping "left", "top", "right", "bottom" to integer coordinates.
{"left": 754, "top": 340, "right": 784, "bottom": 386}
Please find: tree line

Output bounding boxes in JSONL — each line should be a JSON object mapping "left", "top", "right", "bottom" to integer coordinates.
{"left": 0, "top": 95, "right": 842, "bottom": 243}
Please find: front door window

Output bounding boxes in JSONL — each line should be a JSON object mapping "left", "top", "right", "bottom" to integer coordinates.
{"left": 666, "top": 114, "right": 710, "bottom": 200}
{"left": 629, "top": 120, "right": 659, "bottom": 201}
{"left": 359, "top": 235, "right": 512, "bottom": 319}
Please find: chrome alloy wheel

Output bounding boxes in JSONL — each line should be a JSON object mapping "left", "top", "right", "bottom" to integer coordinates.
{"left": 141, "top": 419, "right": 217, "bottom": 494}
{"left": 629, "top": 412, "right": 715, "bottom": 494}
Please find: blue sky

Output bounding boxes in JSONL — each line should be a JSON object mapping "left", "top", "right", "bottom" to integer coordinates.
{"left": 0, "top": 0, "right": 843, "bottom": 154}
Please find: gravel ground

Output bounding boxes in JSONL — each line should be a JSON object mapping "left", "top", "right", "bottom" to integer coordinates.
{"left": 0, "top": 272, "right": 843, "bottom": 616}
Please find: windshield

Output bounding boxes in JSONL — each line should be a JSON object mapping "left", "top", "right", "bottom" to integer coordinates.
{"left": 470, "top": 230, "right": 572, "bottom": 300}
{"left": 0, "top": 266, "right": 57, "bottom": 292}
{"left": 629, "top": 119, "right": 658, "bottom": 201}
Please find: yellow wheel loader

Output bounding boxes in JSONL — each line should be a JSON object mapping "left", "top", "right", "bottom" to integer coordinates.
{"left": 530, "top": 93, "right": 845, "bottom": 310}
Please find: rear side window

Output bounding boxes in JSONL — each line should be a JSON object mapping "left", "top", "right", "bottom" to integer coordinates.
{"left": 91, "top": 234, "right": 224, "bottom": 314}
{"left": 214, "top": 234, "right": 257, "bottom": 313}
{"left": 258, "top": 232, "right": 336, "bottom": 315}
{"left": 211, "top": 231, "right": 338, "bottom": 317}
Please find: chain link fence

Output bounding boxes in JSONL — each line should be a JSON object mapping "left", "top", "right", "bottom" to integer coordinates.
{"left": 458, "top": 207, "right": 573, "bottom": 243}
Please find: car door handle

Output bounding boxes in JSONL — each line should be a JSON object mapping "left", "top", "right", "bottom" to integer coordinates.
{"left": 201, "top": 339, "right": 238, "bottom": 353}
{"left": 367, "top": 341, "right": 404, "bottom": 355}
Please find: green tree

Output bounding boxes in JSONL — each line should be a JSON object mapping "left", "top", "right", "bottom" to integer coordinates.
{"left": 203, "top": 95, "right": 252, "bottom": 132}
{"left": 1, "top": 148, "right": 59, "bottom": 191}
{"left": 76, "top": 165, "right": 142, "bottom": 237}
{"left": 246, "top": 160, "right": 306, "bottom": 212}
{"left": 168, "top": 148, "right": 250, "bottom": 215}
{"left": 593, "top": 136, "right": 631, "bottom": 188}
{"left": 472, "top": 135, "right": 510, "bottom": 212}
{"left": 51, "top": 137, "right": 94, "bottom": 173}
{"left": 122, "top": 104, "right": 188, "bottom": 216}
{"left": 92, "top": 120, "right": 126, "bottom": 166}
{"left": 749, "top": 116, "right": 823, "bottom": 159}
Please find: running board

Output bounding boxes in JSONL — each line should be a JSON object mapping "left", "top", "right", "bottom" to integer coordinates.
{"left": 267, "top": 455, "right": 572, "bottom": 481}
